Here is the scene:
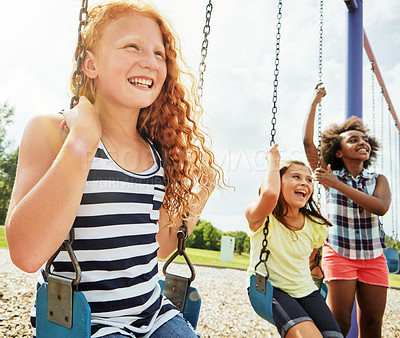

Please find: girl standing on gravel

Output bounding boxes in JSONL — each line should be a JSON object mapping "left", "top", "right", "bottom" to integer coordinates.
{"left": 303, "top": 84, "right": 391, "bottom": 337}
{"left": 5, "top": 1, "right": 222, "bottom": 337}
{"left": 246, "top": 144, "right": 342, "bottom": 338}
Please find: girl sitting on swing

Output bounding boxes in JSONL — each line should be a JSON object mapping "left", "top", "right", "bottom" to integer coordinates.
{"left": 5, "top": 1, "right": 222, "bottom": 337}
{"left": 246, "top": 144, "right": 342, "bottom": 338}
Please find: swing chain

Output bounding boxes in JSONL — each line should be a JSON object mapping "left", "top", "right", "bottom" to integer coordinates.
{"left": 45, "top": 0, "right": 89, "bottom": 286}
{"left": 70, "top": 0, "right": 89, "bottom": 109}
{"left": 371, "top": 61, "right": 376, "bottom": 135}
{"left": 387, "top": 111, "right": 396, "bottom": 240}
{"left": 196, "top": 0, "right": 213, "bottom": 102}
{"left": 270, "top": 0, "right": 282, "bottom": 146}
{"left": 318, "top": 1, "right": 324, "bottom": 82}
{"left": 254, "top": 217, "right": 270, "bottom": 279}
{"left": 316, "top": 0, "right": 324, "bottom": 208}
{"left": 162, "top": 216, "right": 196, "bottom": 283}
{"left": 177, "top": 219, "right": 189, "bottom": 255}
{"left": 380, "top": 86, "right": 384, "bottom": 171}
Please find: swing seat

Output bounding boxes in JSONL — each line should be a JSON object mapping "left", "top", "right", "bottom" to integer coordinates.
{"left": 249, "top": 273, "right": 329, "bottom": 326}
{"left": 249, "top": 273, "right": 275, "bottom": 324}
{"left": 36, "top": 282, "right": 91, "bottom": 338}
{"left": 158, "top": 279, "right": 201, "bottom": 330}
{"left": 319, "top": 282, "right": 328, "bottom": 299}
{"left": 312, "top": 276, "right": 328, "bottom": 300}
{"left": 384, "top": 247, "right": 400, "bottom": 273}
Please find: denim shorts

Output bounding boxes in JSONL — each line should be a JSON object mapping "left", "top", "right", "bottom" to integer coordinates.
{"left": 100, "top": 313, "right": 198, "bottom": 338}
{"left": 272, "top": 288, "right": 343, "bottom": 338}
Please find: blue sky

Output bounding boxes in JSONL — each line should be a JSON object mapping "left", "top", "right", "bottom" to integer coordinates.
{"left": 0, "top": 0, "right": 399, "bottom": 235}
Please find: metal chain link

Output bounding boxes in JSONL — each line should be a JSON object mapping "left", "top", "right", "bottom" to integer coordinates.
{"left": 259, "top": 219, "right": 270, "bottom": 262}
{"left": 387, "top": 106, "right": 395, "bottom": 241}
{"left": 386, "top": 106, "right": 399, "bottom": 244}
{"left": 196, "top": 0, "right": 213, "bottom": 103}
{"left": 68, "top": 0, "right": 88, "bottom": 246}
{"left": 395, "top": 126, "right": 399, "bottom": 242}
{"left": 270, "top": 0, "right": 283, "bottom": 146}
{"left": 371, "top": 62, "right": 376, "bottom": 136}
{"left": 70, "top": 0, "right": 89, "bottom": 109}
{"left": 255, "top": 1, "right": 284, "bottom": 274}
{"left": 395, "top": 123, "right": 400, "bottom": 242}
{"left": 254, "top": 217, "right": 270, "bottom": 277}
{"left": 380, "top": 86, "right": 384, "bottom": 172}
{"left": 46, "top": 0, "right": 89, "bottom": 279}
{"left": 316, "top": 0, "right": 324, "bottom": 208}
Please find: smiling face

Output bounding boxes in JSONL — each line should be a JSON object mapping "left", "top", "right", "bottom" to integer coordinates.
{"left": 280, "top": 164, "right": 314, "bottom": 210}
{"left": 85, "top": 13, "right": 167, "bottom": 112}
{"left": 336, "top": 130, "right": 371, "bottom": 162}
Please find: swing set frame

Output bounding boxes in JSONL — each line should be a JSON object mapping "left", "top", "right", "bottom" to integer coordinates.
{"left": 36, "top": 0, "right": 214, "bottom": 336}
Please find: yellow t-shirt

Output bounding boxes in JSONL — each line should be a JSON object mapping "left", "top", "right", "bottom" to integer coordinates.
{"left": 247, "top": 214, "right": 328, "bottom": 298}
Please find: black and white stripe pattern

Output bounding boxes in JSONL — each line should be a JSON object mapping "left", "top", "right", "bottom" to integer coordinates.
{"left": 32, "top": 140, "right": 179, "bottom": 337}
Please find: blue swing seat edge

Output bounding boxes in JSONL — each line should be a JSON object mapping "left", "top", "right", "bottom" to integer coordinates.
{"left": 158, "top": 279, "right": 201, "bottom": 330}
{"left": 249, "top": 274, "right": 275, "bottom": 324}
{"left": 248, "top": 273, "right": 328, "bottom": 325}
{"left": 36, "top": 282, "right": 91, "bottom": 338}
{"left": 384, "top": 247, "right": 400, "bottom": 274}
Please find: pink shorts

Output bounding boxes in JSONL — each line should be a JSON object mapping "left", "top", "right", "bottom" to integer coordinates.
{"left": 321, "top": 243, "right": 389, "bottom": 287}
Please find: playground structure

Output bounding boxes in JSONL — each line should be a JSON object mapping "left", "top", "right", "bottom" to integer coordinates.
{"left": 337, "top": 1, "right": 400, "bottom": 337}
{"left": 21, "top": 0, "right": 399, "bottom": 337}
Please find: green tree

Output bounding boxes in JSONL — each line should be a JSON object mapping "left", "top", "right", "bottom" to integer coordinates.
{"left": 224, "top": 231, "right": 250, "bottom": 255}
{"left": 385, "top": 234, "right": 400, "bottom": 250}
{"left": 186, "top": 220, "right": 205, "bottom": 249}
{"left": 202, "top": 221, "right": 222, "bottom": 251}
{"left": 0, "top": 102, "right": 18, "bottom": 225}
{"left": 186, "top": 219, "right": 222, "bottom": 251}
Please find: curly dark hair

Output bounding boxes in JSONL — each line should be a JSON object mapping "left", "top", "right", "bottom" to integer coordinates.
{"left": 273, "top": 161, "right": 332, "bottom": 229}
{"left": 321, "top": 116, "right": 379, "bottom": 170}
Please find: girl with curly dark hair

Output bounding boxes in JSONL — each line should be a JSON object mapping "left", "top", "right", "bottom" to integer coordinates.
{"left": 303, "top": 83, "right": 391, "bottom": 338}
{"left": 5, "top": 1, "right": 223, "bottom": 336}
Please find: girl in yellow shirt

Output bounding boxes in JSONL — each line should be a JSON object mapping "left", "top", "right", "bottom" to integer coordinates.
{"left": 246, "top": 144, "right": 342, "bottom": 338}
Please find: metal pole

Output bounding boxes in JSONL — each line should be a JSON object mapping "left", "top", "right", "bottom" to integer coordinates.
{"left": 346, "top": 0, "right": 363, "bottom": 119}
{"left": 345, "top": 1, "right": 362, "bottom": 336}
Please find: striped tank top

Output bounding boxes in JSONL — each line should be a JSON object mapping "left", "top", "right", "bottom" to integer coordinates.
{"left": 31, "top": 140, "right": 179, "bottom": 337}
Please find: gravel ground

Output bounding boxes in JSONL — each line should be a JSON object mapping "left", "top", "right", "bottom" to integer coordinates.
{"left": 1, "top": 248, "right": 399, "bottom": 337}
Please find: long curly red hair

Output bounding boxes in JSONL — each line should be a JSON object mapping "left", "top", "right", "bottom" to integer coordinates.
{"left": 70, "top": 0, "right": 223, "bottom": 224}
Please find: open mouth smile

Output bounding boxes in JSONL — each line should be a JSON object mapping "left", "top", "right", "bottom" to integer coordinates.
{"left": 295, "top": 189, "right": 307, "bottom": 198}
{"left": 128, "top": 77, "right": 153, "bottom": 89}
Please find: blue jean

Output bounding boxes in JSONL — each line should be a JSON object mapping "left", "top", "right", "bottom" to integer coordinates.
{"left": 150, "top": 314, "right": 198, "bottom": 337}
{"left": 101, "top": 313, "right": 198, "bottom": 338}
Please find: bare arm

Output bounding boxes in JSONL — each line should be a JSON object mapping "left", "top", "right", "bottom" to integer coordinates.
{"left": 245, "top": 144, "right": 281, "bottom": 233}
{"left": 156, "top": 168, "right": 216, "bottom": 259}
{"left": 5, "top": 98, "right": 101, "bottom": 272}
{"left": 303, "top": 83, "right": 327, "bottom": 171}
{"left": 315, "top": 166, "right": 391, "bottom": 215}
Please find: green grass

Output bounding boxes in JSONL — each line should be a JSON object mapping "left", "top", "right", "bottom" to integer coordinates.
{"left": 389, "top": 273, "right": 400, "bottom": 289}
{"left": 159, "top": 247, "right": 250, "bottom": 270}
{"left": 0, "top": 226, "right": 7, "bottom": 248}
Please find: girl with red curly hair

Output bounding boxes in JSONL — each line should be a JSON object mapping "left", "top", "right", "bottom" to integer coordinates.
{"left": 5, "top": 1, "right": 223, "bottom": 336}
{"left": 303, "top": 84, "right": 391, "bottom": 338}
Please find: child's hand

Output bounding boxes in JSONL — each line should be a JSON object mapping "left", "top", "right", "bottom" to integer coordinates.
{"left": 60, "top": 96, "right": 102, "bottom": 144}
{"left": 314, "top": 164, "right": 337, "bottom": 188}
{"left": 266, "top": 144, "right": 280, "bottom": 169}
{"left": 312, "top": 82, "right": 326, "bottom": 105}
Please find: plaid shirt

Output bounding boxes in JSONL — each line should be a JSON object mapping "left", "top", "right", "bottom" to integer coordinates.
{"left": 326, "top": 168, "right": 385, "bottom": 260}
